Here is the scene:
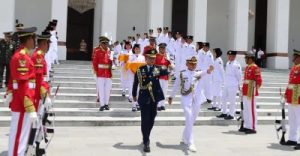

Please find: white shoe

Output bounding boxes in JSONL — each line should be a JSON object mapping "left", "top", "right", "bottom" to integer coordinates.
{"left": 188, "top": 144, "right": 197, "bottom": 152}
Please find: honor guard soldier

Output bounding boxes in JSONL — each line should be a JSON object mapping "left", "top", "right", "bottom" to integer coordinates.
{"left": 132, "top": 49, "right": 168, "bottom": 153}
{"left": 284, "top": 49, "right": 300, "bottom": 148}
{"left": 6, "top": 27, "right": 38, "bottom": 156}
{"left": 143, "top": 37, "right": 156, "bottom": 55}
{"left": 217, "top": 51, "right": 242, "bottom": 120}
{"left": 211, "top": 48, "right": 225, "bottom": 111}
{"left": 240, "top": 52, "right": 262, "bottom": 134}
{"left": 155, "top": 43, "right": 173, "bottom": 111}
{"left": 0, "top": 32, "right": 15, "bottom": 88}
{"left": 31, "top": 31, "right": 51, "bottom": 109}
{"left": 169, "top": 56, "right": 214, "bottom": 152}
{"left": 92, "top": 36, "right": 113, "bottom": 111}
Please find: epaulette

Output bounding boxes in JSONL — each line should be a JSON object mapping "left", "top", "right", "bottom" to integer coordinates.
{"left": 180, "top": 70, "right": 186, "bottom": 73}
{"left": 37, "top": 50, "right": 43, "bottom": 55}
{"left": 20, "top": 49, "right": 27, "bottom": 55}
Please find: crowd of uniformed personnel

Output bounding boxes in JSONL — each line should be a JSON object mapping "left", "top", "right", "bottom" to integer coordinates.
{"left": 0, "top": 20, "right": 58, "bottom": 156}
{"left": 91, "top": 27, "right": 300, "bottom": 152}
{"left": 2, "top": 23, "right": 300, "bottom": 154}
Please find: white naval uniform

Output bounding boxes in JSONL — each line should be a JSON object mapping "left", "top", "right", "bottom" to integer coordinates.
{"left": 119, "top": 49, "right": 132, "bottom": 93}
{"left": 156, "top": 33, "right": 164, "bottom": 45}
{"left": 197, "top": 49, "right": 214, "bottom": 101}
{"left": 127, "top": 53, "right": 145, "bottom": 104}
{"left": 212, "top": 57, "right": 225, "bottom": 109}
{"left": 170, "top": 69, "right": 207, "bottom": 146}
{"left": 221, "top": 60, "right": 242, "bottom": 117}
{"left": 174, "top": 43, "right": 197, "bottom": 78}
{"left": 140, "top": 38, "right": 149, "bottom": 53}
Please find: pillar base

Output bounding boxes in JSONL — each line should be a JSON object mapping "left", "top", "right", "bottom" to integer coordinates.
{"left": 267, "top": 56, "right": 289, "bottom": 69}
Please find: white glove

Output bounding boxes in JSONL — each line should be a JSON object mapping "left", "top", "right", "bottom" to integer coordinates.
{"left": 4, "top": 93, "right": 12, "bottom": 107}
{"left": 44, "top": 96, "right": 53, "bottom": 111}
{"left": 29, "top": 112, "right": 38, "bottom": 128}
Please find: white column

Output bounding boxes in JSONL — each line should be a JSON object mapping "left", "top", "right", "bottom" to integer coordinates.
{"left": 188, "top": 0, "right": 207, "bottom": 41}
{"left": 228, "top": 0, "right": 249, "bottom": 67}
{"left": 266, "top": 0, "right": 290, "bottom": 69}
{"left": 148, "top": 0, "right": 165, "bottom": 35}
{"left": 0, "top": 0, "right": 15, "bottom": 38}
{"left": 101, "top": 0, "right": 118, "bottom": 42}
{"left": 93, "top": 0, "right": 102, "bottom": 47}
{"left": 51, "top": 0, "right": 68, "bottom": 60}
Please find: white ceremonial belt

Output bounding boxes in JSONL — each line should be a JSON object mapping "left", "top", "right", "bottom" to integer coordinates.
{"left": 13, "top": 82, "right": 36, "bottom": 89}
{"left": 98, "top": 64, "right": 110, "bottom": 69}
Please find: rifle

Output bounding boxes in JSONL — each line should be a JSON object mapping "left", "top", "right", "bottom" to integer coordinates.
{"left": 26, "top": 85, "right": 60, "bottom": 156}
{"left": 275, "top": 88, "right": 286, "bottom": 145}
{"left": 236, "top": 89, "right": 245, "bottom": 131}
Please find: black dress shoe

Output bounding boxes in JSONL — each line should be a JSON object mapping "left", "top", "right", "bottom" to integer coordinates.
{"left": 143, "top": 144, "right": 150, "bottom": 153}
{"left": 216, "top": 114, "right": 227, "bottom": 118}
{"left": 207, "top": 107, "right": 216, "bottom": 110}
{"left": 238, "top": 127, "right": 250, "bottom": 132}
{"left": 224, "top": 115, "right": 234, "bottom": 120}
{"left": 96, "top": 99, "right": 99, "bottom": 102}
{"left": 157, "top": 107, "right": 162, "bottom": 111}
{"left": 132, "top": 107, "right": 137, "bottom": 112}
{"left": 282, "top": 140, "right": 297, "bottom": 146}
{"left": 161, "top": 106, "right": 166, "bottom": 111}
{"left": 99, "top": 106, "right": 105, "bottom": 111}
{"left": 104, "top": 105, "right": 110, "bottom": 110}
{"left": 207, "top": 99, "right": 212, "bottom": 103}
{"left": 214, "top": 108, "right": 221, "bottom": 111}
{"left": 244, "top": 129, "right": 257, "bottom": 134}
{"left": 122, "top": 92, "right": 126, "bottom": 97}
{"left": 128, "top": 98, "right": 132, "bottom": 103}
{"left": 294, "top": 144, "right": 300, "bottom": 150}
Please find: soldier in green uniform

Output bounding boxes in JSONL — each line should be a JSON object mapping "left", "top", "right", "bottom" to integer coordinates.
{"left": 0, "top": 32, "right": 15, "bottom": 88}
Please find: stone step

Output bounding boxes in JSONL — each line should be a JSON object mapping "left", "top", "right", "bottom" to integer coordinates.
{"left": 53, "top": 93, "right": 281, "bottom": 102}
{"left": 0, "top": 99, "right": 282, "bottom": 109}
{"left": 0, "top": 116, "right": 285, "bottom": 127}
{"left": 51, "top": 87, "right": 284, "bottom": 96}
{"left": 0, "top": 107, "right": 284, "bottom": 117}
{"left": 51, "top": 81, "right": 288, "bottom": 90}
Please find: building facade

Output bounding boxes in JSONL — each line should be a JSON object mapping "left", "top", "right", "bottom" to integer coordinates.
{"left": 0, "top": 0, "right": 299, "bottom": 69}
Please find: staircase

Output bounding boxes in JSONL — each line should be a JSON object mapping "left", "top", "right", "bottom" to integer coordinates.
{"left": 0, "top": 61, "right": 290, "bottom": 127}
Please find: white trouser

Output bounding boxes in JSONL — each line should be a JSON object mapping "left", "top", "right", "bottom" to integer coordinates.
{"left": 95, "top": 76, "right": 99, "bottom": 100}
{"left": 45, "top": 53, "right": 52, "bottom": 80}
{"left": 288, "top": 104, "right": 300, "bottom": 142}
{"left": 97, "top": 77, "right": 112, "bottom": 106}
{"left": 212, "top": 81, "right": 222, "bottom": 108}
{"left": 8, "top": 112, "right": 32, "bottom": 156}
{"left": 181, "top": 92, "right": 205, "bottom": 145}
{"left": 120, "top": 64, "right": 128, "bottom": 92}
{"left": 221, "top": 86, "right": 238, "bottom": 116}
{"left": 127, "top": 70, "right": 135, "bottom": 101}
{"left": 158, "top": 79, "right": 168, "bottom": 107}
{"left": 243, "top": 96, "right": 257, "bottom": 130}
{"left": 202, "top": 75, "right": 213, "bottom": 100}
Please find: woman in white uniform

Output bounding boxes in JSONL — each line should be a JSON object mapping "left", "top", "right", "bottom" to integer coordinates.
{"left": 127, "top": 44, "right": 145, "bottom": 111}
{"left": 211, "top": 48, "right": 225, "bottom": 111}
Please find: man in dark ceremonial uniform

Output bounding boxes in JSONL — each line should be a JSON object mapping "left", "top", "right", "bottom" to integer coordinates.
{"left": 132, "top": 49, "right": 168, "bottom": 153}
